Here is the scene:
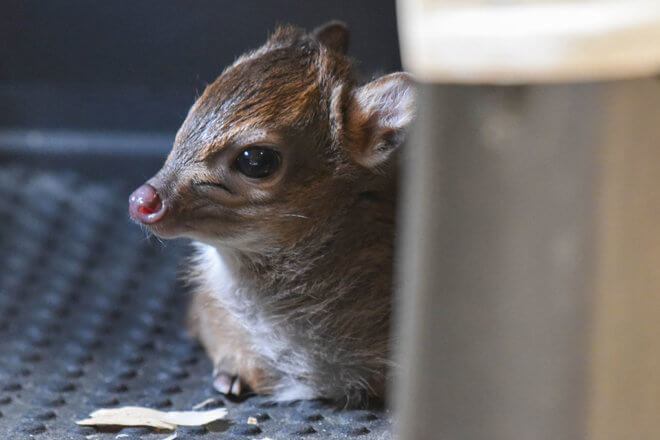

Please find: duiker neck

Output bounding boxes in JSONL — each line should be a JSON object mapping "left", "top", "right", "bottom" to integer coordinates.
{"left": 207, "top": 187, "right": 396, "bottom": 298}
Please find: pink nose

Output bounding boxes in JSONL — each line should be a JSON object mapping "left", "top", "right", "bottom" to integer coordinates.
{"left": 129, "top": 184, "right": 166, "bottom": 224}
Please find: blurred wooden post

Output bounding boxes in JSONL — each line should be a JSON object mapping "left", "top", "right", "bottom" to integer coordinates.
{"left": 590, "top": 82, "right": 660, "bottom": 440}
{"left": 393, "top": 2, "right": 660, "bottom": 440}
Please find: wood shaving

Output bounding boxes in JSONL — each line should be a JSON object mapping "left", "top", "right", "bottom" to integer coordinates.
{"left": 247, "top": 416, "right": 258, "bottom": 425}
{"left": 76, "top": 406, "right": 228, "bottom": 430}
{"left": 191, "top": 398, "right": 216, "bottom": 410}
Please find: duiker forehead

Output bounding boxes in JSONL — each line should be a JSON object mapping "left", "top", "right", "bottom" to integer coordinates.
{"left": 177, "top": 47, "right": 323, "bottom": 158}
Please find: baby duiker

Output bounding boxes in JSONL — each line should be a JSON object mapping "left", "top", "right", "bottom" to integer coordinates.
{"left": 129, "top": 21, "right": 415, "bottom": 406}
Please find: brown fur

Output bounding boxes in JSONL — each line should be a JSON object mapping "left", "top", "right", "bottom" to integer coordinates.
{"left": 133, "top": 21, "right": 415, "bottom": 405}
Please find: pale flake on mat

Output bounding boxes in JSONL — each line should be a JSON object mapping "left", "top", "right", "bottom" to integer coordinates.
{"left": 76, "top": 406, "right": 228, "bottom": 430}
{"left": 191, "top": 398, "right": 216, "bottom": 410}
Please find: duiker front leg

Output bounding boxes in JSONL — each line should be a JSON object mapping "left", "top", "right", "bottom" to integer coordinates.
{"left": 187, "top": 291, "right": 272, "bottom": 396}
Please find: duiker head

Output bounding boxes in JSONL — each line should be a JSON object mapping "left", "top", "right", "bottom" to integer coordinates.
{"left": 129, "top": 22, "right": 415, "bottom": 251}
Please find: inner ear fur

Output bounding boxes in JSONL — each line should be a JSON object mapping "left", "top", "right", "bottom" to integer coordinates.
{"left": 344, "top": 72, "right": 416, "bottom": 169}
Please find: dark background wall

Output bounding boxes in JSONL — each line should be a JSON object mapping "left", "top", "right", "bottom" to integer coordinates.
{"left": 0, "top": 0, "right": 400, "bottom": 133}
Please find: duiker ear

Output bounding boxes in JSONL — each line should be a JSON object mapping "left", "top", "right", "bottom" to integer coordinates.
{"left": 312, "top": 21, "right": 349, "bottom": 54}
{"left": 346, "top": 72, "right": 415, "bottom": 168}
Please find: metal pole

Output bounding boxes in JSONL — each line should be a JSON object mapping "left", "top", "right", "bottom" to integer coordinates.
{"left": 394, "top": 83, "right": 599, "bottom": 440}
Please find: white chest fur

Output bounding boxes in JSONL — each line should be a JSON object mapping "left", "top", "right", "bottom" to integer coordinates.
{"left": 195, "top": 242, "right": 318, "bottom": 400}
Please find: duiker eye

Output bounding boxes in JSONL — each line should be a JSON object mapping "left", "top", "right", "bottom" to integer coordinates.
{"left": 235, "top": 147, "right": 280, "bottom": 179}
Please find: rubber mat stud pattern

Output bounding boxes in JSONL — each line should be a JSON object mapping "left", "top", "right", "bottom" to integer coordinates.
{"left": 0, "top": 166, "right": 392, "bottom": 439}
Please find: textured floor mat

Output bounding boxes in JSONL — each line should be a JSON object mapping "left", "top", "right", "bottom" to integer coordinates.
{"left": 0, "top": 166, "right": 392, "bottom": 439}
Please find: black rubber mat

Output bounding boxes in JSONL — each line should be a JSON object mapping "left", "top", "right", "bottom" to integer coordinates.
{"left": 0, "top": 166, "right": 392, "bottom": 439}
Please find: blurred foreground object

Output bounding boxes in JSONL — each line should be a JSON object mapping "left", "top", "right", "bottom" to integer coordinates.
{"left": 397, "top": 0, "right": 660, "bottom": 83}
{"left": 393, "top": 1, "right": 660, "bottom": 440}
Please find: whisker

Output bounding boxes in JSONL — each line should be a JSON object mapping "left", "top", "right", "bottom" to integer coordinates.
{"left": 280, "top": 213, "right": 309, "bottom": 219}
{"left": 138, "top": 225, "right": 153, "bottom": 241}
{"left": 137, "top": 224, "right": 166, "bottom": 248}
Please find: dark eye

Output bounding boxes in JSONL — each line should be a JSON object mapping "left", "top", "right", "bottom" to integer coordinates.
{"left": 235, "top": 147, "right": 281, "bottom": 178}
